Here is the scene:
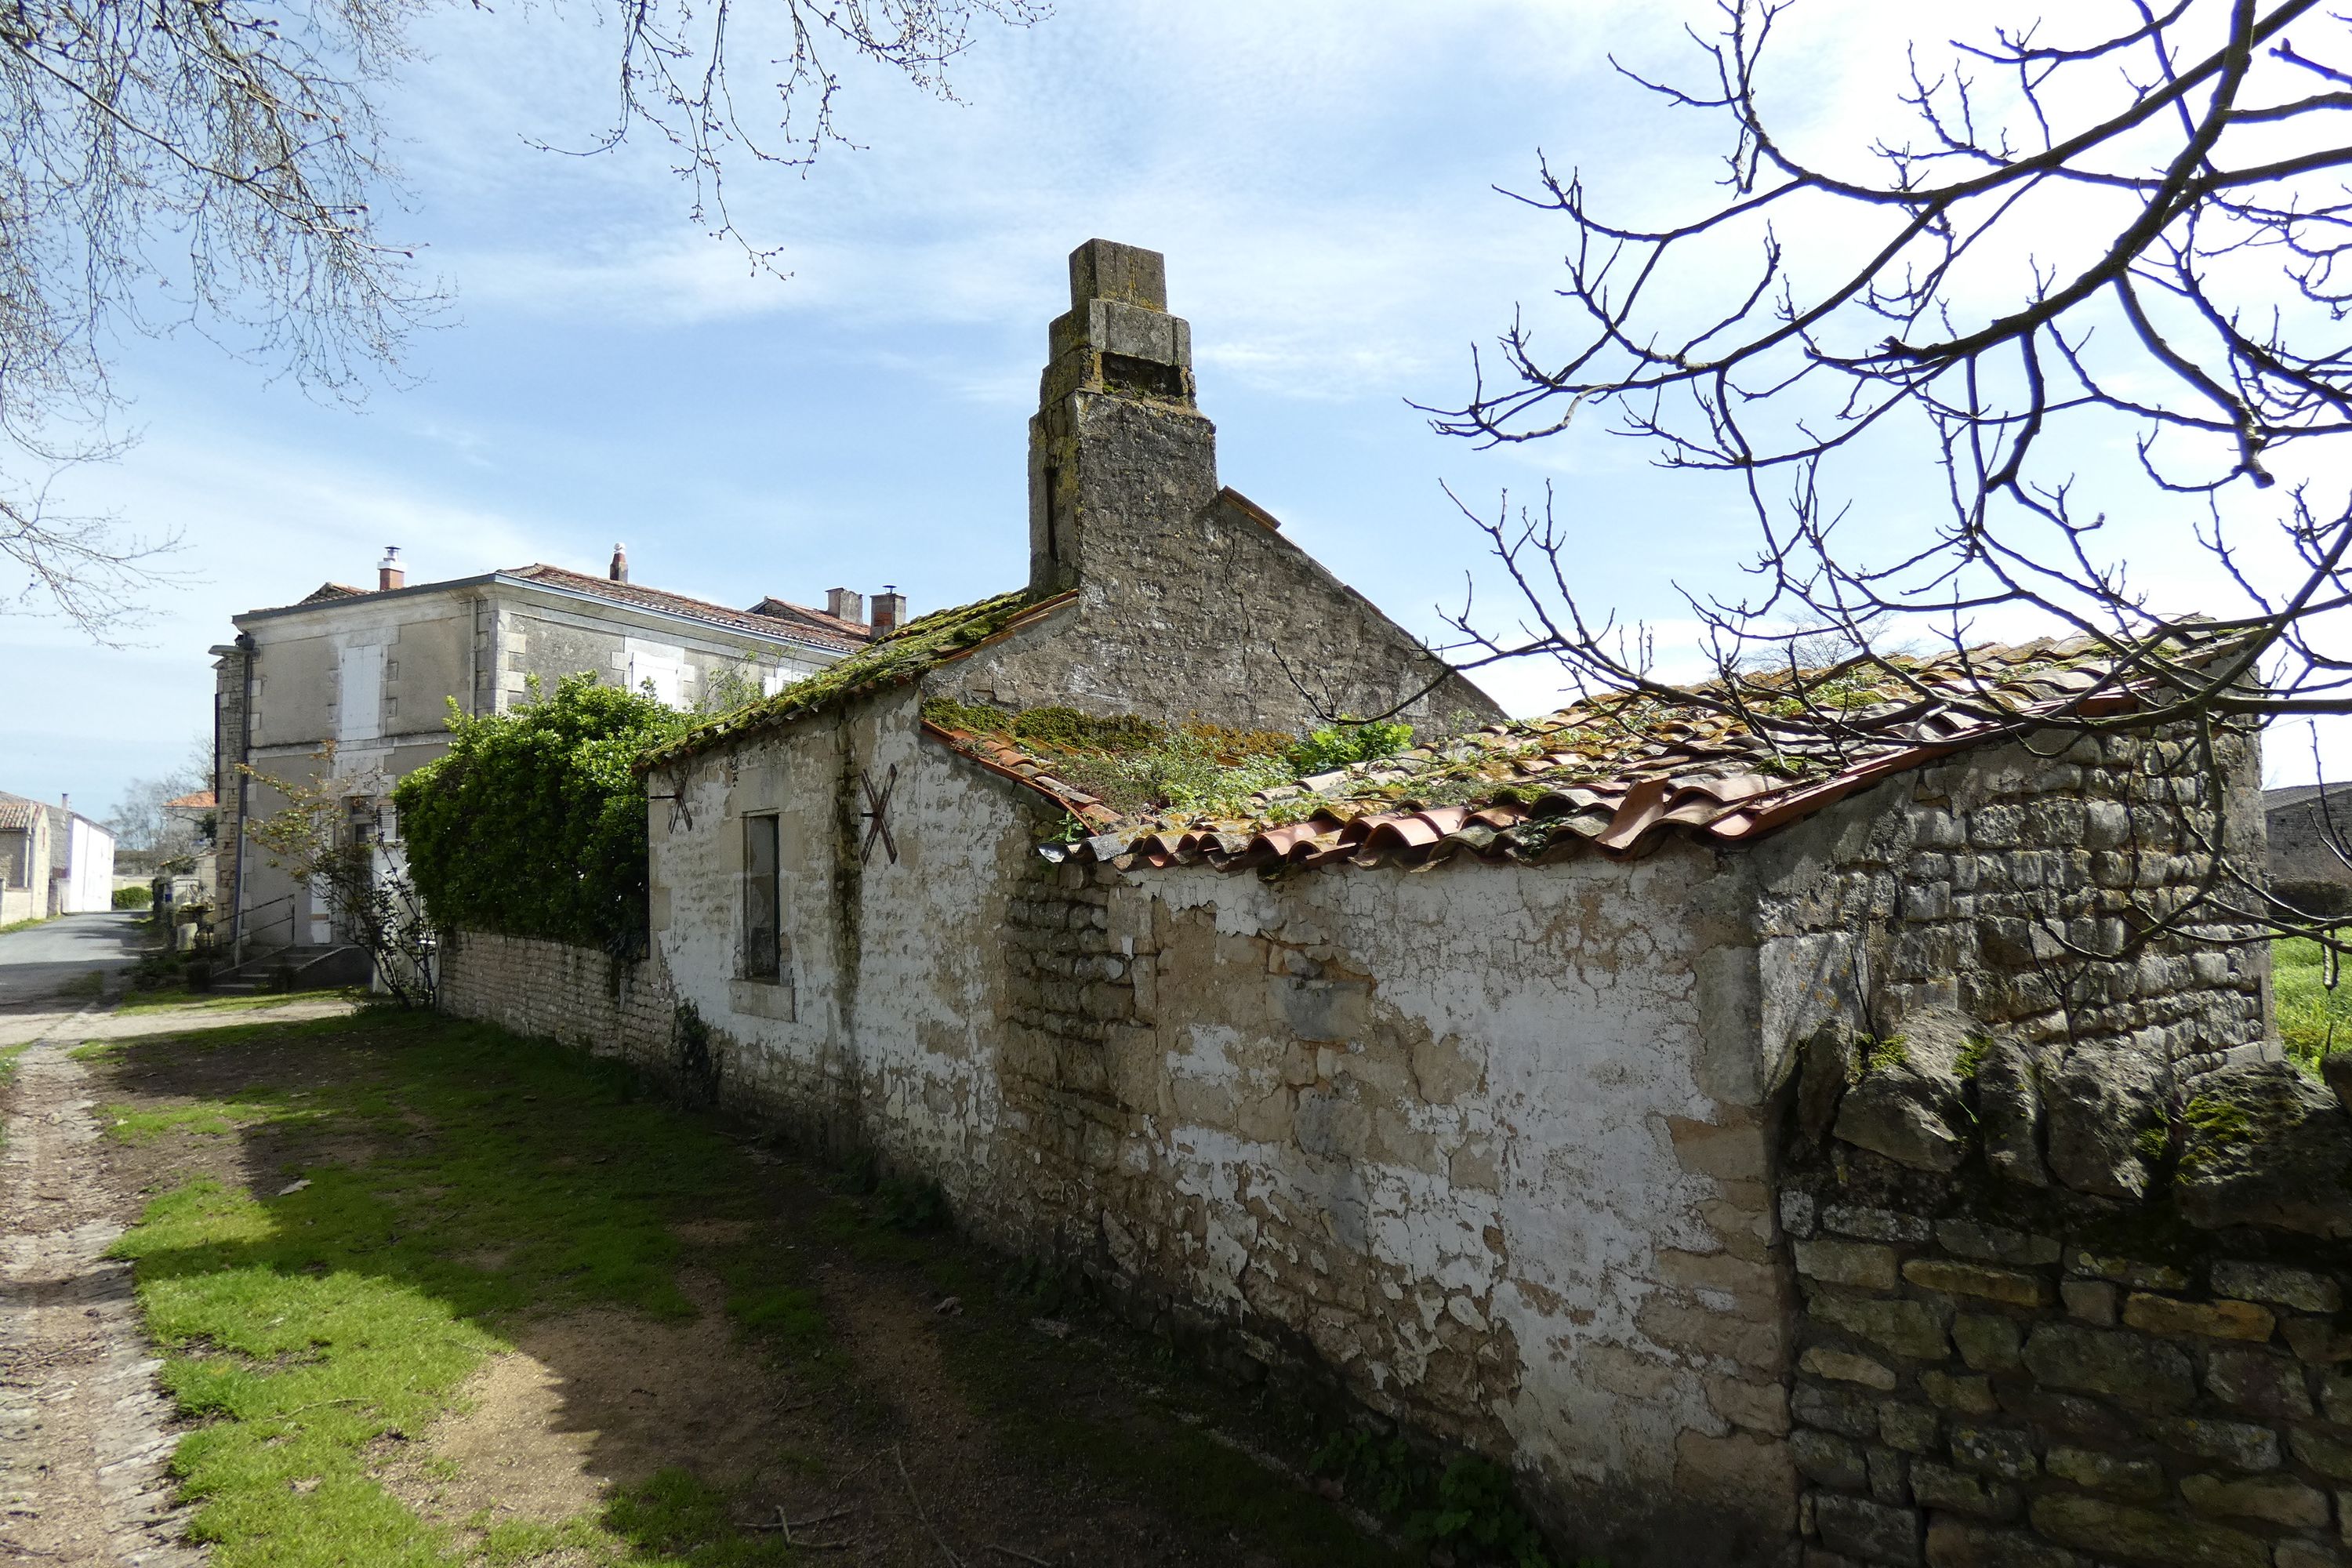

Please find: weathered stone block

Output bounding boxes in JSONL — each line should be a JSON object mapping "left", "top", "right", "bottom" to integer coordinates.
{"left": 1950, "top": 1423, "right": 2038, "bottom": 1480}
{"left": 1825, "top": 1205, "right": 1935, "bottom": 1244}
{"left": 2180, "top": 1472, "right": 2331, "bottom": 1528}
{"left": 2176, "top": 1065, "right": 2352, "bottom": 1240}
{"left": 2150, "top": 1417, "right": 2285, "bottom": 1471}
{"left": 1708, "top": 1372, "right": 1792, "bottom": 1437}
{"left": 2063, "top": 1279, "right": 2120, "bottom": 1326}
{"left": 2022, "top": 1324, "right": 2197, "bottom": 1410}
{"left": 1975, "top": 1041, "right": 2051, "bottom": 1188}
{"left": 1784, "top": 1189, "right": 1821, "bottom": 1240}
{"left": 1923, "top": 1518, "right": 2078, "bottom": 1568}
{"left": 1908, "top": 1258, "right": 2051, "bottom": 1308}
{"left": 1909, "top": 1459, "right": 2019, "bottom": 1520}
{"left": 2205, "top": 1345, "right": 2315, "bottom": 1419}
{"left": 1868, "top": 1444, "right": 1910, "bottom": 1505}
{"left": 2029, "top": 1494, "right": 2267, "bottom": 1568}
{"left": 1804, "top": 1347, "right": 1900, "bottom": 1392}
{"left": 1816, "top": 1290, "right": 1955, "bottom": 1361}
{"left": 1795, "top": 1428, "right": 1872, "bottom": 1493}
{"left": 2047, "top": 1444, "right": 2165, "bottom": 1501}
{"left": 1837, "top": 1054, "right": 1969, "bottom": 1173}
{"left": 1922, "top": 1371, "right": 2002, "bottom": 1415}
{"left": 2125, "top": 1294, "right": 2280, "bottom": 1342}
{"left": 2285, "top": 1319, "right": 2352, "bottom": 1367}
{"left": 2296, "top": 1427, "right": 2352, "bottom": 1483}
{"left": 1799, "top": 1239, "right": 1904, "bottom": 1291}
{"left": 1814, "top": 1491, "right": 1923, "bottom": 1566}
{"left": 1936, "top": 1219, "right": 2061, "bottom": 1267}
{"left": 2045, "top": 1051, "right": 2168, "bottom": 1200}
{"left": 2070, "top": 1250, "right": 2192, "bottom": 1288}
{"left": 2274, "top": 1541, "right": 2347, "bottom": 1568}
{"left": 1798, "top": 1381, "right": 1889, "bottom": 1439}
{"left": 1879, "top": 1400, "right": 1940, "bottom": 1454}
{"left": 2212, "top": 1261, "right": 2343, "bottom": 1314}
{"left": 1954, "top": 1313, "right": 2024, "bottom": 1372}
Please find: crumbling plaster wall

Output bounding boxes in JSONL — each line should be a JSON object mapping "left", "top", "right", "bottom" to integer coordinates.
{"left": 637, "top": 688, "right": 1802, "bottom": 1560}
{"left": 1031, "top": 850, "right": 1801, "bottom": 1561}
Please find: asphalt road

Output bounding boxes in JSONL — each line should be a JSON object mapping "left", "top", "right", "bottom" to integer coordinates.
{"left": 0, "top": 913, "right": 147, "bottom": 1007}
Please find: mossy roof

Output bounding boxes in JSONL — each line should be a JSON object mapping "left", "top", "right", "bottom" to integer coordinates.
{"left": 635, "top": 588, "right": 1071, "bottom": 771}
{"left": 1021, "top": 629, "right": 2247, "bottom": 872}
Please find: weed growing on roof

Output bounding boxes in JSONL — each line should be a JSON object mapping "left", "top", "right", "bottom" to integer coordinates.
{"left": 644, "top": 588, "right": 1048, "bottom": 768}
{"left": 921, "top": 698, "right": 1416, "bottom": 816}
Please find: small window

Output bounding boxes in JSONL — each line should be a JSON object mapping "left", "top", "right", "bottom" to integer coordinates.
{"left": 743, "top": 815, "right": 782, "bottom": 981}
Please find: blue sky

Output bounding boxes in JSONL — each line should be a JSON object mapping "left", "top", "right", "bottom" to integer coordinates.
{"left": 2, "top": 0, "right": 2332, "bottom": 821}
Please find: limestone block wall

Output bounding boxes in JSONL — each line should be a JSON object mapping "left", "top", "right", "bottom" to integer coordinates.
{"left": 437, "top": 930, "right": 673, "bottom": 1069}
{"left": 1780, "top": 1173, "right": 2352, "bottom": 1568}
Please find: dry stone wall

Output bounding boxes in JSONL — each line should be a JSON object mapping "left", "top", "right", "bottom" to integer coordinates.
{"left": 1780, "top": 1177, "right": 2352, "bottom": 1568}
{"left": 437, "top": 930, "right": 672, "bottom": 1071}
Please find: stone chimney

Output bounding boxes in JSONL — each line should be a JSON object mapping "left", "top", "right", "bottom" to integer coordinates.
{"left": 870, "top": 586, "right": 906, "bottom": 637}
{"left": 378, "top": 546, "right": 404, "bottom": 592}
{"left": 1028, "top": 239, "right": 1214, "bottom": 594}
{"left": 609, "top": 543, "right": 629, "bottom": 584}
{"left": 826, "top": 587, "right": 864, "bottom": 624}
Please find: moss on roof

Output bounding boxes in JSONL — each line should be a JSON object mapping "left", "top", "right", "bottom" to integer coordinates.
{"left": 636, "top": 588, "right": 1066, "bottom": 771}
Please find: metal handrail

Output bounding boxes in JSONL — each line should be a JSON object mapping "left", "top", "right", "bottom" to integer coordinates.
{"left": 232, "top": 893, "right": 297, "bottom": 968}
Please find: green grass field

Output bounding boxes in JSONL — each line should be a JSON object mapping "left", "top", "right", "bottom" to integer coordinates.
{"left": 2277, "top": 935, "right": 2352, "bottom": 1066}
{"left": 73, "top": 1007, "right": 1425, "bottom": 1568}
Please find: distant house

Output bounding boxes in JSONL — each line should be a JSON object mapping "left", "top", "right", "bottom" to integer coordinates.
{"left": 0, "top": 793, "right": 116, "bottom": 919}
{"left": 2267, "top": 782, "right": 2352, "bottom": 914}
{"left": 212, "top": 546, "right": 881, "bottom": 961}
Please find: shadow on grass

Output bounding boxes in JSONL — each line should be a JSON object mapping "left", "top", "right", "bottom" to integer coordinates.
{"left": 90, "top": 1007, "right": 1411, "bottom": 1568}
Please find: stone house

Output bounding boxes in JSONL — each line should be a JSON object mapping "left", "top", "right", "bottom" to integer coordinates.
{"left": 0, "top": 795, "right": 50, "bottom": 925}
{"left": 0, "top": 792, "right": 117, "bottom": 919}
{"left": 212, "top": 548, "right": 880, "bottom": 961}
{"left": 441, "top": 242, "right": 2322, "bottom": 1565}
{"left": 2265, "top": 783, "right": 2352, "bottom": 916}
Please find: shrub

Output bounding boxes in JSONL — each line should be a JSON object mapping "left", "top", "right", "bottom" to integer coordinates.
{"left": 394, "top": 674, "right": 690, "bottom": 952}
{"left": 112, "top": 885, "right": 152, "bottom": 909}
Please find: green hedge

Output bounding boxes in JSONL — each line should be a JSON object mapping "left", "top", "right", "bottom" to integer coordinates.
{"left": 394, "top": 675, "right": 689, "bottom": 953}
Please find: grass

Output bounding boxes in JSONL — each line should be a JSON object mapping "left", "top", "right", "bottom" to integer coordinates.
{"left": 2277, "top": 935, "right": 2352, "bottom": 1066}
{"left": 106, "top": 1011, "right": 804, "bottom": 1566}
{"left": 0, "top": 913, "right": 51, "bottom": 935}
{"left": 96, "top": 1006, "right": 1411, "bottom": 1568}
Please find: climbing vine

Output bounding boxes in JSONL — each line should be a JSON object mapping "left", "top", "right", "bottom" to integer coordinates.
{"left": 394, "top": 674, "right": 690, "bottom": 952}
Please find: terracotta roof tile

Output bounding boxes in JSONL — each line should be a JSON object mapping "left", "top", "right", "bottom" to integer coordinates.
{"left": 920, "top": 630, "right": 2245, "bottom": 874}
{"left": 0, "top": 798, "right": 38, "bottom": 832}
{"left": 299, "top": 583, "right": 365, "bottom": 604}
{"left": 165, "top": 790, "right": 216, "bottom": 809}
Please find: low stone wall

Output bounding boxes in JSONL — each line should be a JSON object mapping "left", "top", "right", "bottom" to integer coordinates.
{"left": 437, "top": 929, "right": 672, "bottom": 1069}
{"left": 1782, "top": 1158, "right": 2352, "bottom": 1568}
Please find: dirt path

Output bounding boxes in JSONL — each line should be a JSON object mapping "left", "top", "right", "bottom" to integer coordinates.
{"left": 0, "top": 1001, "right": 203, "bottom": 1567}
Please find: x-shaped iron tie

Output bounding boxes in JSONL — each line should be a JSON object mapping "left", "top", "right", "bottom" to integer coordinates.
{"left": 860, "top": 764, "right": 899, "bottom": 866}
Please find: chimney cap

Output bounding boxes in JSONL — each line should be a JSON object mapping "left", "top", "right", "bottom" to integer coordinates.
{"left": 379, "top": 545, "right": 401, "bottom": 565}
{"left": 1069, "top": 240, "right": 1167, "bottom": 313}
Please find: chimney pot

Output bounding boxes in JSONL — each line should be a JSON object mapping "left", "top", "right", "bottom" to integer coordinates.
{"left": 826, "top": 587, "right": 865, "bottom": 625}
{"left": 609, "top": 543, "right": 629, "bottom": 584}
{"left": 378, "top": 546, "right": 404, "bottom": 592}
{"left": 869, "top": 586, "right": 906, "bottom": 637}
